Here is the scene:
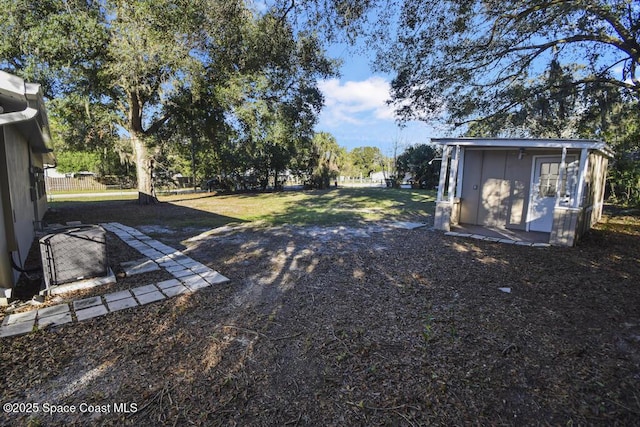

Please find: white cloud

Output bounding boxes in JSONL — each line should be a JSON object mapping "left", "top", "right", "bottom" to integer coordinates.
{"left": 317, "top": 76, "right": 398, "bottom": 126}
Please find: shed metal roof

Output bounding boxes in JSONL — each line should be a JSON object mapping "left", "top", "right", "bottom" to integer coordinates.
{"left": 431, "top": 137, "right": 614, "bottom": 158}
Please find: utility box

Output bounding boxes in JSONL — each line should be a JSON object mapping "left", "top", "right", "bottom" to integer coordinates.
{"left": 40, "top": 225, "right": 108, "bottom": 291}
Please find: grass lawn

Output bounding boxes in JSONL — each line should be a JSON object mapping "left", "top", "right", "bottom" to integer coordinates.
{"left": 47, "top": 187, "right": 436, "bottom": 232}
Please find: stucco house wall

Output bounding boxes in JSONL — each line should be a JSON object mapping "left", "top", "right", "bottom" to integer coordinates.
{"left": 0, "top": 71, "right": 54, "bottom": 292}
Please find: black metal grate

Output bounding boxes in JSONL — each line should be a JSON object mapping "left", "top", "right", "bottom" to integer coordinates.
{"left": 40, "top": 225, "right": 108, "bottom": 288}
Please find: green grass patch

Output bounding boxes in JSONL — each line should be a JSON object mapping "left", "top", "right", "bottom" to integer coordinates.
{"left": 46, "top": 187, "right": 436, "bottom": 230}
{"left": 163, "top": 187, "right": 436, "bottom": 226}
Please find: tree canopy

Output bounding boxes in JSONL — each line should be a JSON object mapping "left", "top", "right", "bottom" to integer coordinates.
{"left": 369, "top": 0, "right": 640, "bottom": 127}
{"left": 1, "top": 0, "right": 336, "bottom": 202}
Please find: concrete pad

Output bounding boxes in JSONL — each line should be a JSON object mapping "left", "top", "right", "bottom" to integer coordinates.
{"left": 498, "top": 239, "right": 517, "bottom": 244}
{"left": 0, "top": 320, "right": 35, "bottom": 337}
{"left": 37, "top": 312, "right": 73, "bottom": 329}
{"left": 131, "top": 284, "right": 159, "bottom": 296}
{"left": 470, "top": 234, "right": 488, "bottom": 240}
{"left": 161, "top": 284, "right": 191, "bottom": 298}
{"left": 136, "top": 291, "right": 165, "bottom": 305}
{"left": 200, "top": 271, "right": 230, "bottom": 285}
{"left": 73, "top": 296, "right": 103, "bottom": 311}
{"left": 3, "top": 310, "right": 37, "bottom": 326}
{"left": 104, "top": 290, "right": 133, "bottom": 302}
{"left": 48, "top": 269, "right": 117, "bottom": 296}
{"left": 121, "top": 258, "right": 160, "bottom": 276}
{"left": 107, "top": 297, "right": 138, "bottom": 312}
{"left": 37, "top": 304, "right": 70, "bottom": 319}
{"left": 515, "top": 241, "right": 533, "bottom": 246}
{"left": 75, "top": 304, "right": 108, "bottom": 321}
{"left": 156, "top": 279, "right": 181, "bottom": 290}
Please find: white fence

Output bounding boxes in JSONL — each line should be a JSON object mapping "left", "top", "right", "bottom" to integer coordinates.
{"left": 45, "top": 177, "right": 107, "bottom": 192}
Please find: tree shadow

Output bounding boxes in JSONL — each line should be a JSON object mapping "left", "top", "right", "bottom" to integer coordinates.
{"left": 46, "top": 198, "right": 247, "bottom": 242}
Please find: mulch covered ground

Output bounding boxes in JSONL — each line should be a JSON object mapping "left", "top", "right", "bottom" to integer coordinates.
{"left": 1, "top": 208, "right": 639, "bottom": 426}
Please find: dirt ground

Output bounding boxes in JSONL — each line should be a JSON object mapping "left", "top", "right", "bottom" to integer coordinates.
{"left": 1, "top": 207, "right": 639, "bottom": 426}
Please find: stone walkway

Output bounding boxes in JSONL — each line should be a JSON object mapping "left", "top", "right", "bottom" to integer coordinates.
{"left": 0, "top": 222, "right": 229, "bottom": 338}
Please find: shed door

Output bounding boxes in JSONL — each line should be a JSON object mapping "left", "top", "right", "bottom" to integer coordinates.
{"left": 528, "top": 156, "right": 575, "bottom": 232}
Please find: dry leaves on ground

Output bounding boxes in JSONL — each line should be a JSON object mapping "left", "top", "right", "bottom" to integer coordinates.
{"left": 1, "top": 212, "right": 639, "bottom": 426}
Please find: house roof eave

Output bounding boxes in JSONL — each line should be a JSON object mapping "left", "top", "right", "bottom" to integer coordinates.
{"left": 430, "top": 137, "right": 614, "bottom": 158}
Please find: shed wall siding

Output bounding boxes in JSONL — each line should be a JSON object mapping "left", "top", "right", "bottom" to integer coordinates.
{"left": 459, "top": 149, "right": 533, "bottom": 230}
{"left": 504, "top": 151, "right": 531, "bottom": 230}
{"left": 459, "top": 150, "right": 482, "bottom": 224}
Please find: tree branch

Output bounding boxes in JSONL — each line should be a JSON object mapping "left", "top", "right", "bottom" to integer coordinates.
{"left": 144, "top": 113, "right": 171, "bottom": 136}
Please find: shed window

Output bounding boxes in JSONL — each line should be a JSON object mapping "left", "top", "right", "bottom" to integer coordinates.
{"left": 539, "top": 162, "right": 559, "bottom": 197}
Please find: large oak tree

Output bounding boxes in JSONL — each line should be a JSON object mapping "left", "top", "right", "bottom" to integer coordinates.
{"left": 2, "top": 0, "right": 333, "bottom": 203}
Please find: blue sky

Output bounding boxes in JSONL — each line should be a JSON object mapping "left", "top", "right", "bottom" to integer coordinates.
{"left": 314, "top": 42, "right": 443, "bottom": 156}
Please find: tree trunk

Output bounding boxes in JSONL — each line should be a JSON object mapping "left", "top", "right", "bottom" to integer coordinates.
{"left": 131, "top": 134, "right": 158, "bottom": 205}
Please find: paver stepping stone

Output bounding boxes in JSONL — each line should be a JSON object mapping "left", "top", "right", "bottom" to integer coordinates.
{"left": 73, "top": 296, "right": 103, "bottom": 311}
{"left": 161, "top": 284, "right": 190, "bottom": 298}
{"left": 201, "top": 271, "right": 230, "bottom": 285}
{"left": 131, "top": 284, "right": 158, "bottom": 296}
{"left": 37, "top": 304, "right": 70, "bottom": 318}
{"left": 159, "top": 261, "right": 180, "bottom": 269}
{"left": 0, "top": 222, "right": 232, "bottom": 339}
{"left": 136, "top": 291, "right": 165, "bottom": 305}
{"left": 166, "top": 264, "right": 188, "bottom": 273}
{"left": 183, "top": 276, "right": 212, "bottom": 291}
{"left": 3, "top": 310, "right": 37, "bottom": 326}
{"left": 105, "top": 290, "right": 133, "bottom": 302}
{"left": 75, "top": 304, "right": 108, "bottom": 321}
{"left": 390, "top": 221, "right": 427, "bottom": 230}
{"left": 0, "top": 321, "right": 35, "bottom": 337}
{"left": 156, "top": 279, "right": 181, "bottom": 289}
{"left": 107, "top": 297, "right": 138, "bottom": 312}
{"left": 121, "top": 258, "right": 160, "bottom": 276}
{"left": 38, "top": 312, "right": 73, "bottom": 328}
{"left": 190, "top": 265, "right": 211, "bottom": 274}
{"left": 171, "top": 269, "right": 194, "bottom": 278}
